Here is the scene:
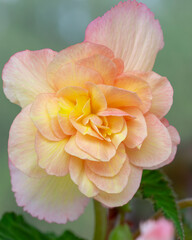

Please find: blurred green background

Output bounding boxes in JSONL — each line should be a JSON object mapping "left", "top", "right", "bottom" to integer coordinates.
{"left": 0, "top": 0, "right": 192, "bottom": 239}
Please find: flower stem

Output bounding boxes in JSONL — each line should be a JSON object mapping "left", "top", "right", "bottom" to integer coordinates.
{"left": 93, "top": 200, "right": 107, "bottom": 240}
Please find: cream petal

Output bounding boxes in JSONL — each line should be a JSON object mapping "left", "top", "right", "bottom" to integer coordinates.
{"left": 86, "top": 143, "right": 127, "bottom": 177}
{"left": 9, "top": 162, "right": 89, "bottom": 224}
{"left": 8, "top": 104, "right": 45, "bottom": 178}
{"left": 76, "top": 132, "right": 116, "bottom": 162}
{"left": 35, "top": 132, "right": 70, "bottom": 177}
{"left": 123, "top": 107, "right": 147, "bottom": 149}
{"left": 127, "top": 114, "right": 172, "bottom": 168}
{"left": 86, "top": 157, "right": 130, "bottom": 194}
{"left": 85, "top": 1, "right": 164, "bottom": 72}
{"left": 69, "top": 157, "right": 99, "bottom": 197}
{"left": 95, "top": 164, "right": 142, "bottom": 207}
{"left": 3, "top": 49, "right": 56, "bottom": 107}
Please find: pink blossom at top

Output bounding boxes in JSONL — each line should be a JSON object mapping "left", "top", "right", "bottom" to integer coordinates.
{"left": 2, "top": 0, "right": 180, "bottom": 224}
{"left": 137, "top": 218, "right": 175, "bottom": 240}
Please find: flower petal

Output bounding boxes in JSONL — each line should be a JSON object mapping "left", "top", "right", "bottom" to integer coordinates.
{"left": 148, "top": 124, "right": 180, "bottom": 169}
{"left": 65, "top": 135, "right": 98, "bottom": 161}
{"left": 69, "top": 157, "right": 99, "bottom": 197}
{"left": 115, "top": 74, "right": 152, "bottom": 113}
{"left": 47, "top": 42, "right": 114, "bottom": 89}
{"left": 86, "top": 143, "right": 127, "bottom": 177}
{"left": 111, "top": 121, "right": 128, "bottom": 149}
{"left": 86, "top": 157, "right": 130, "bottom": 194}
{"left": 36, "top": 132, "right": 70, "bottom": 177}
{"left": 123, "top": 107, "right": 147, "bottom": 148}
{"left": 8, "top": 105, "right": 45, "bottom": 178}
{"left": 30, "top": 93, "right": 61, "bottom": 141}
{"left": 76, "top": 132, "right": 116, "bottom": 162}
{"left": 85, "top": 1, "right": 164, "bottom": 72}
{"left": 77, "top": 54, "right": 118, "bottom": 85}
{"left": 9, "top": 162, "right": 89, "bottom": 224}
{"left": 139, "top": 72, "right": 173, "bottom": 119}
{"left": 127, "top": 114, "right": 172, "bottom": 168}
{"left": 95, "top": 164, "right": 142, "bottom": 207}
{"left": 98, "top": 85, "right": 141, "bottom": 108}
{"left": 86, "top": 82, "right": 107, "bottom": 113}
{"left": 3, "top": 49, "right": 56, "bottom": 107}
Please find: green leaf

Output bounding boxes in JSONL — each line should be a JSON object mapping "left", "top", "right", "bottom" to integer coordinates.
{"left": 109, "top": 224, "right": 133, "bottom": 240}
{"left": 140, "top": 170, "right": 184, "bottom": 240}
{"left": 0, "top": 212, "right": 85, "bottom": 240}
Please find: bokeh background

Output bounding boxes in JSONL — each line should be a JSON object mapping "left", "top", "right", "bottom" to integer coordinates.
{"left": 0, "top": 0, "right": 192, "bottom": 239}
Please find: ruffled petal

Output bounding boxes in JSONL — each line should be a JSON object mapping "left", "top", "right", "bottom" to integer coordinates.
{"left": 77, "top": 54, "right": 118, "bottom": 85}
{"left": 139, "top": 72, "right": 173, "bottom": 119}
{"left": 85, "top": 157, "right": 130, "bottom": 194}
{"left": 35, "top": 132, "right": 70, "bottom": 176}
{"left": 123, "top": 107, "right": 147, "bottom": 148}
{"left": 98, "top": 85, "right": 141, "bottom": 108}
{"left": 10, "top": 162, "right": 89, "bottom": 224}
{"left": 47, "top": 42, "right": 114, "bottom": 89}
{"left": 3, "top": 49, "right": 56, "bottom": 107}
{"left": 115, "top": 74, "right": 152, "bottom": 113}
{"left": 86, "top": 143, "right": 127, "bottom": 177}
{"left": 8, "top": 105, "right": 45, "bottom": 178}
{"left": 76, "top": 132, "right": 116, "bottom": 162}
{"left": 69, "top": 157, "right": 99, "bottom": 197}
{"left": 65, "top": 135, "right": 98, "bottom": 161}
{"left": 85, "top": 1, "right": 164, "bottom": 72}
{"left": 127, "top": 114, "right": 172, "bottom": 168}
{"left": 95, "top": 164, "right": 142, "bottom": 207}
{"left": 30, "top": 93, "right": 61, "bottom": 141}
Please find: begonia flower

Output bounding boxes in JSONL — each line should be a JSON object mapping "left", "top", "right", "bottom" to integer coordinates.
{"left": 136, "top": 218, "right": 175, "bottom": 240}
{"left": 2, "top": 0, "right": 180, "bottom": 224}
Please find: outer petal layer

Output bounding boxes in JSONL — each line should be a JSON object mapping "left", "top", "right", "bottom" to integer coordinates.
{"left": 127, "top": 114, "right": 172, "bottom": 168}
{"left": 3, "top": 49, "right": 56, "bottom": 107}
{"left": 85, "top": 1, "right": 164, "bottom": 72}
{"left": 139, "top": 72, "right": 173, "bottom": 119}
{"left": 8, "top": 105, "right": 45, "bottom": 177}
{"left": 10, "top": 162, "right": 89, "bottom": 224}
{"left": 95, "top": 164, "right": 142, "bottom": 207}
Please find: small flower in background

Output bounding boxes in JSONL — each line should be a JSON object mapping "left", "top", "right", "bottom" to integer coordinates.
{"left": 2, "top": 0, "right": 180, "bottom": 224}
{"left": 136, "top": 218, "right": 175, "bottom": 240}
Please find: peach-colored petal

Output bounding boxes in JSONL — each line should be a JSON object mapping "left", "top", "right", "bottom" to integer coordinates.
{"left": 46, "top": 97, "right": 66, "bottom": 139}
{"left": 108, "top": 116, "right": 125, "bottom": 133}
{"left": 85, "top": 1, "right": 164, "bottom": 72}
{"left": 98, "top": 108, "right": 134, "bottom": 117}
{"left": 127, "top": 114, "right": 172, "bottom": 168}
{"left": 95, "top": 164, "right": 142, "bottom": 207}
{"left": 86, "top": 157, "right": 130, "bottom": 194}
{"left": 98, "top": 85, "right": 141, "bottom": 108}
{"left": 56, "top": 86, "right": 88, "bottom": 99}
{"left": 30, "top": 93, "right": 61, "bottom": 141}
{"left": 148, "top": 125, "right": 180, "bottom": 169}
{"left": 86, "top": 143, "right": 127, "bottom": 177}
{"left": 36, "top": 132, "right": 70, "bottom": 177}
{"left": 9, "top": 162, "right": 89, "bottom": 224}
{"left": 113, "top": 58, "right": 124, "bottom": 75}
{"left": 76, "top": 132, "right": 116, "bottom": 162}
{"left": 3, "top": 49, "right": 56, "bottom": 107}
{"left": 69, "top": 157, "right": 99, "bottom": 197}
{"left": 50, "top": 63, "right": 103, "bottom": 91}
{"left": 124, "top": 107, "right": 147, "bottom": 148}
{"left": 86, "top": 82, "right": 107, "bottom": 113}
{"left": 111, "top": 121, "right": 128, "bottom": 149}
{"left": 65, "top": 135, "right": 98, "bottom": 161}
{"left": 77, "top": 54, "right": 118, "bottom": 85}
{"left": 8, "top": 105, "right": 45, "bottom": 177}
{"left": 140, "top": 72, "right": 173, "bottom": 118}
{"left": 58, "top": 114, "right": 76, "bottom": 136}
{"left": 70, "top": 119, "right": 102, "bottom": 139}
{"left": 47, "top": 42, "right": 114, "bottom": 89}
{"left": 115, "top": 74, "right": 152, "bottom": 113}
